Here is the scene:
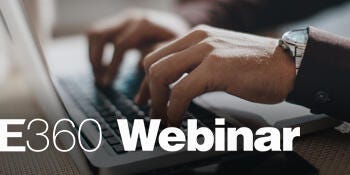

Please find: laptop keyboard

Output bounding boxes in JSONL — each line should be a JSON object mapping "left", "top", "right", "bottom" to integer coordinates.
{"left": 59, "top": 77, "right": 206, "bottom": 154}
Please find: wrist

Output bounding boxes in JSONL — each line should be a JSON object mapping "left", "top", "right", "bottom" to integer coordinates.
{"left": 275, "top": 43, "right": 297, "bottom": 99}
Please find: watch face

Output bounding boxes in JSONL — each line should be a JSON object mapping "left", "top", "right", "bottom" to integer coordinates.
{"left": 282, "top": 29, "right": 308, "bottom": 45}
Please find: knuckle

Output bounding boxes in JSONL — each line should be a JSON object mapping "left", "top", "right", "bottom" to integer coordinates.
{"left": 143, "top": 56, "right": 154, "bottom": 73}
{"left": 130, "top": 16, "right": 146, "bottom": 24}
{"left": 139, "top": 17, "right": 151, "bottom": 25}
{"left": 126, "top": 15, "right": 140, "bottom": 24}
{"left": 199, "top": 38, "right": 217, "bottom": 50}
{"left": 189, "top": 25, "right": 210, "bottom": 38}
{"left": 148, "top": 63, "right": 164, "bottom": 83}
{"left": 125, "top": 9, "right": 149, "bottom": 24}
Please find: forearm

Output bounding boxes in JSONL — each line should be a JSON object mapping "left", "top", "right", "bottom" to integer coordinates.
{"left": 287, "top": 27, "right": 350, "bottom": 122}
{"left": 176, "top": 0, "right": 348, "bottom": 32}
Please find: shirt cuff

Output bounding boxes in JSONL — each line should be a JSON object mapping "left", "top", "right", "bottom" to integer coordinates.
{"left": 286, "top": 26, "right": 350, "bottom": 122}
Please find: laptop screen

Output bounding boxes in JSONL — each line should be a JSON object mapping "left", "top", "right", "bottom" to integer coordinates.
{"left": 0, "top": 10, "right": 12, "bottom": 83}
{"left": 0, "top": 0, "right": 69, "bottom": 123}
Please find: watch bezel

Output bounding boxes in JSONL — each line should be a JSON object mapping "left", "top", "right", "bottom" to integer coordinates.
{"left": 281, "top": 28, "right": 308, "bottom": 48}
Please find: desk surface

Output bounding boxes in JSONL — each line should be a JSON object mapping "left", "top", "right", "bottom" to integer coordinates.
{"left": 294, "top": 130, "right": 350, "bottom": 175}
{"left": 0, "top": 73, "right": 80, "bottom": 175}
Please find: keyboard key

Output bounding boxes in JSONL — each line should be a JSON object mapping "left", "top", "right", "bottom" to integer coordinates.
{"left": 93, "top": 117, "right": 103, "bottom": 124}
{"left": 102, "top": 130, "right": 113, "bottom": 138}
{"left": 104, "top": 116, "right": 116, "bottom": 123}
{"left": 114, "top": 128, "right": 120, "bottom": 136}
{"left": 100, "top": 110, "right": 116, "bottom": 117}
{"left": 83, "top": 106, "right": 99, "bottom": 116}
{"left": 115, "top": 112, "right": 125, "bottom": 119}
{"left": 107, "top": 137, "right": 120, "bottom": 145}
{"left": 113, "top": 144, "right": 126, "bottom": 154}
{"left": 60, "top": 77, "right": 218, "bottom": 153}
{"left": 109, "top": 122, "right": 118, "bottom": 129}
{"left": 99, "top": 122, "right": 108, "bottom": 131}
{"left": 96, "top": 105, "right": 110, "bottom": 112}
{"left": 89, "top": 96, "right": 105, "bottom": 106}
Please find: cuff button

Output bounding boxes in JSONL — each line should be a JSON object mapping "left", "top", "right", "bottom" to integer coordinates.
{"left": 314, "top": 91, "right": 331, "bottom": 104}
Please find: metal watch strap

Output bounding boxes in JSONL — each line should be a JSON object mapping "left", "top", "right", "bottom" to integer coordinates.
{"left": 278, "top": 28, "right": 309, "bottom": 74}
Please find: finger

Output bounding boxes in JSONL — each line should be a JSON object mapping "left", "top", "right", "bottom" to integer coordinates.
{"left": 101, "top": 44, "right": 127, "bottom": 86}
{"left": 102, "top": 20, "right": 164, "bottom": 86}
{"left": 167, "top": 64, "right": 212, "bottom": 126}
{"left": 138, "top": 40, "right": 171, "bottom": 69}
{"left": 135, "top": 44, "right": 202, "bottom": 105}
{"left": 88, "top": 18, "right": 130, "bottom": 66}
{"left": 147, "top": 43, "right": 210, "bottom": 120}
{"left": 88, "top": 34, "right": 107, "bottom": 73}
{"left": 88, "top": 20, "right": 130, "bottom": 84}
{"left": 138, "top": 43, "right": 158, "bottom": 69}
{"left": 143, "top": 29, "right": 207, "bottom": 74}
{"left": 134, "top": 77, "right": 150, "bottom": 105}
{"left": 101, "top": 22, "right": 141, "bottom": 86}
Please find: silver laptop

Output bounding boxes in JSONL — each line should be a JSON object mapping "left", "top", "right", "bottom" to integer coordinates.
{"left": 0, "top": 0, "right": 341, "bottom": 174}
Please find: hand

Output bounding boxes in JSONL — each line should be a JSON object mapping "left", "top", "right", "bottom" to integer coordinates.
{"left": 88, "top": 9, "right": 190, "bottom": 86}
{"left": 135, "top": 25, "right": 296, "bottom": 126}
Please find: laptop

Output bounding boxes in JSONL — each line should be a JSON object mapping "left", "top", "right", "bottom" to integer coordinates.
{"left": 0, "top": 0, "right": 341, "bottom": 174}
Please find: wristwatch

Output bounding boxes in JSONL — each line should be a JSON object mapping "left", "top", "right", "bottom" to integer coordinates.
{"left": 279, "top": 28, "right": 309, "bottom": 73}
